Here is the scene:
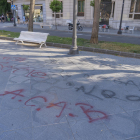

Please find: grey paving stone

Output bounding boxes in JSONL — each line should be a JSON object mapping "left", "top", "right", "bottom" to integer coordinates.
{"left": 0, "top": 127, "right": 32, "bottom": 140}
{"left": 102, "top": 112, "right": 140, "bottom": 140}
{"left": 0, "top": 107, "right": 32, "bottom": 131}
{"left": 32, "top": 123, "right": 75, "bottom": 140}
{"left": 125, "top": 136, "right": 140, "bottom": 140}
{"left": 0, "top": 40, "right": 140, "bottom": 139}
{"left": 67, "top": 119, "right": 115, "bottom": 140}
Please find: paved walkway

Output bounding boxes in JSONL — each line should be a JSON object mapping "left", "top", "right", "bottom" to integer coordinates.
{"left": 1, "top": 22, "right": 140, "bottom": 37}
{"left": 0, "top": 40, "right": 140, "bottom": 140}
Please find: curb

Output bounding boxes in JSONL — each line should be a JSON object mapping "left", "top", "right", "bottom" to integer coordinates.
{"left": 46, "top": 42, "right": 140, "bottom": 59}
{"left": 0, "top": 36, "right": 14, "bottom": 41}
{"left": 6, "top": 26, "right": 140, "bottom": 38}
{"left": 0, "top": 36, "right": 140, "bottom": 59}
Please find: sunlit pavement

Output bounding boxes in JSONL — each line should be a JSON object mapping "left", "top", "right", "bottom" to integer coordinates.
{"left": 0, "top": 39, "right": 140, "bottom": 140}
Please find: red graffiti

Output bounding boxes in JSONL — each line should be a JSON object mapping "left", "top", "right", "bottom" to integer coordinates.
{"left": 0, "top": 89, "right": 24, "bottom": 99}
{"left": 25, "top": 96, "right": 47, "bottom": 111}
{"left": 3, "top": 66, "right": 13, "bottom": 72}
{"left": 2, "top": 57, "right": 26, "bottom": 62}
{"left": 36, "top": 108, "right": 41, "bottom": 111}
{"left": 47, "top": 102, "right": 67, "bottom": 117}
{"left": 1, "top": 88, "right": 108, "bottom": 123}
{"left": 13, "top": 67, "right": 29, "bottom": 73}
{"left": 0, "top": 62, "right": 12, "bottom": 72}
{"left": 26, "top": 70, "right": 47, "bottom": 78}
{"left": 3, "top": 57, "right": 11, "bottom": 61}
{"left": 0, "top": 64, "right": 4, "bottom": 70}
{"left": 14, "top": 57, "right": 26, "bottom": 61}
{"left": 69, "top": 113, "right": 77, "bottom": 117}
{"left": 76, "top": 103, "right": 108, "bottom": 123}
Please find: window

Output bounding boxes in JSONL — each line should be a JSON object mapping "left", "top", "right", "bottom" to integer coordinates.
{"left": 23, "top": 5, "right": 43, "bottom": 22}
{"left": 130, "top": 0, "right": 135, "bottom": 13}
{"left": 34, "top": 5, "right": 43, "bottom": 22}
{"left": 77, "top": 0, "right": 85, "bottom": 16}
{"left": 134, "top": 14, "right": 140, "bottom": 19}
{"left": 129, "top": 0, "right": 140, "bottom": 19}
{"left": 135, "top": 0, "right": 140, "bottom": 13}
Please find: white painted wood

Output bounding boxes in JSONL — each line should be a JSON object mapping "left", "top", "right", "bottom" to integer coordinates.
{"left": 14, "top": 31, "right": 49, "bottom": 48}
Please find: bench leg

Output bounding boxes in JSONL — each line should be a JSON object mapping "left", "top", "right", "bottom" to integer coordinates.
{"left": 40, "top": 43, "right": 47, "bottom": 48}
{"left": 40, "top": 43, "right": 44, "bottom": 48}
{"left": 16, "top": 40, "right": 23, "bottom": 44}
{"left": 16, "top": 41, "right": 19, "bottom": 44}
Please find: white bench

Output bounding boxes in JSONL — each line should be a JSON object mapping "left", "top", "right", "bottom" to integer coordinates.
{"left": 14, "top": 31, "right": 49, "bottom": 48}
{"left": 40, "top": 23, "right": 53, "bottom": 29}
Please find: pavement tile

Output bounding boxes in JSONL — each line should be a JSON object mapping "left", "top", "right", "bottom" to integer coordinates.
{"left": 0, "top": 107, "right": 32, "bottom": 131}
{"left": 125, "top": 136, "right": 140, "bottom": 140}
{"left": 32, "top": 123, "right": 75, "bottom": 140}
{"left": 102, "top": 112, "right": 140, "bottom": 140}
{"left": 67, "top": 119, "right": 115, "bottom": 140}
{"left": 0, "top": 127, "right": 32, "bottom": 140}
{"left": 0, "top": 40, "right": 140, "bottom": 139}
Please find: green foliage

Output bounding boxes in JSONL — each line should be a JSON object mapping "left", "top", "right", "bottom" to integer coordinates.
{"left": 90, "top": 0, "right": 95, "bottom": 7}
{"left": 0, "top": 30, "right": 20, "bottom": 38}
{"left": 23, "top": 4, "right": 29, "bottom": 11}
{"left": 0, "top": 0, "right": 11, "bottom": 15}
{"left": 49, "top": 0, "right": 62, "bottom": 13}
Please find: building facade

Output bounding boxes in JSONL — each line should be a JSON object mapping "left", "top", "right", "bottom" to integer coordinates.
{"left": 8, "top": 0, "right": 140, "bottom": 29}
{"left": 110, "top": 0, "right": 140, "bottom": 30}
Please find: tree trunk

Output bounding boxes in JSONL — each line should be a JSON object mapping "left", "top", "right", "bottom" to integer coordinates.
{"left": 90, "top": 0, "right": 100, "bottom": 44}
{"left": 4, "top": 13, "right": 6, "bottom": 22}
{"left": 28, "top": 0, "right": 35, "bottom": 32}
{"left": 55, "top": 12, "right": 57, "bottom": 30}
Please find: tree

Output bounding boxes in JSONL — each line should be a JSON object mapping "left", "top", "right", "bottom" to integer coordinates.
{"left": 50, "top": 0, "right": 62, "bottom": 30}
{"left": 23, "top": 4, "right": 29, "bottom": 16}
{"left": 90, "top": 0, "right": 101, "bottom": 44}
{"left": 0, "top": 0, "right": 10, "bottom": 20}
{"left": 28, "top": 0, "right": 35, "bottom": 31}
{"left": 90, "top": 0, "right": 95, "bottom": 7}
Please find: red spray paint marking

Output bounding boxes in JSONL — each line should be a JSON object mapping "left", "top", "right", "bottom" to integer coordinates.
{"left": 18, "top": 100, "right": 22, "bottom": 102}
{"left": 14, "top": 57, "right": 26, "bottom": 61}
{"left": 31, "top": 72, "right": 47, "bottom": 78}
{"left": 0, "top": 64, "right": 4, "bottom": 70}
{"left": 69, "top": 113, "right": 78, "bottom": 117}
{"left": 25, "top": 96, "right": 47, "bottom": 107}
{"left": 36, "top": 108, "right": 41, "bottom": 111}
{"left": 26, "top": 70, "right": 35, "bottom": 77}
{"left": 3, "top": 66, "right": 13, "bottom": 72}
{"left": 0, "top": 62, "right": 12, "bottom": 72}
{"left": 13, "top": 67, "right": 29, "bottom": 73}
{"left": 0, "top": 89, "right": 24, "bottom": 99}
{"left": 0, "top": 62, "right": 9, "bottom": 70}
{"left": 46, "top": 102, "right": 67, "bottom": 118}
{"left": 3, "top": 57, "right": 11, "bottom": 61}
{"left": 26, "top": 70, "right": 47, "bottom": 78}
{"left": 76, "top": 103, "right": 108, "bottom": 123}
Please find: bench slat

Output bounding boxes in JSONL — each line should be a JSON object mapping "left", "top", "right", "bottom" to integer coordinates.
{"left": 14, "top": 31, "right": 49, "bottom": 48}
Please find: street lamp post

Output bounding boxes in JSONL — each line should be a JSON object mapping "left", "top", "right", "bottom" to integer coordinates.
{"left": 69, "top": 0, "right": 79, "bottom": 55}
{"left": 117, "top": 0, "right": 125, "bottom": 34}
{"left": 11, "top": 0, "right": 16, "bottom": 26}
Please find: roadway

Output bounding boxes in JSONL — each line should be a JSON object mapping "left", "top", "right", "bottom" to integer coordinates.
{"left": 0, "top": 26, "right": 140, "bottom": 45}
